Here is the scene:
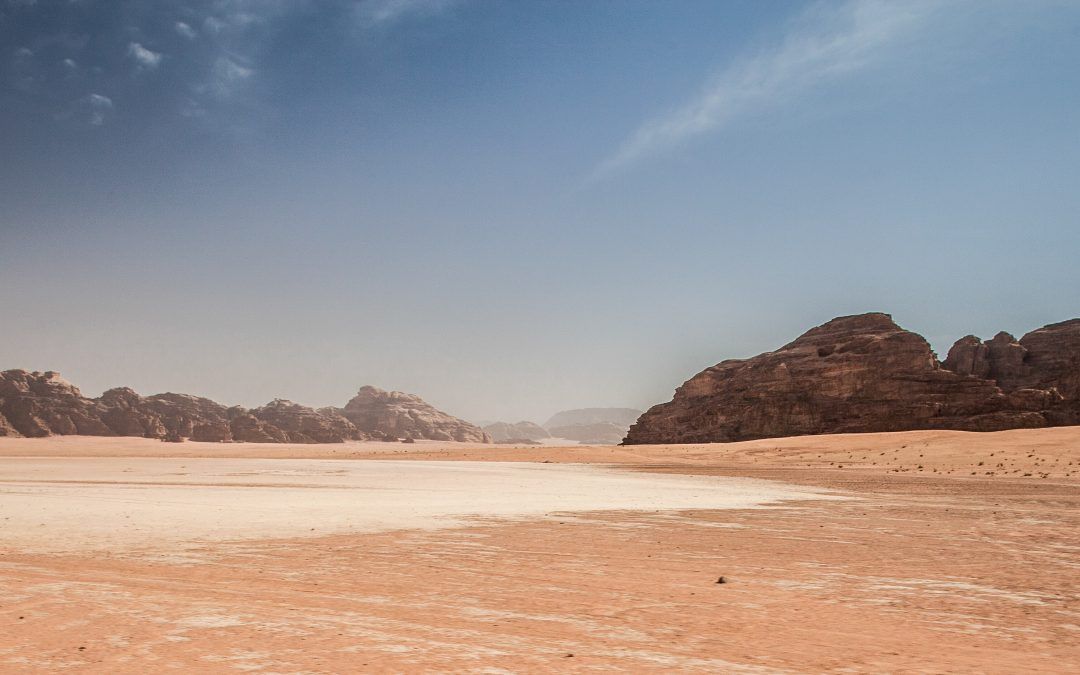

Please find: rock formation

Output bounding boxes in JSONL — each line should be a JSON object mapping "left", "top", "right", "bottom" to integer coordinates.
{"left": 0, "top": 410, "right": 20, "bottom": 437}
{"left": 483, "top": 421, "right": 551, "bottom": 443}
{"left": 336, "top": 386, "right": 491, "bottom": 443}
{"left": 625, "top": 313, "right": 1080, "bottom": 445}
{"left": 0, "top": 371, "right": 486, "bottom": 444}
{"left": 247, "top": 399, "right": 364, "bottom": 443}
{"left": 941, "top": 319, "right": 1080, "bottom": 426}
{"left": 0, "top": 371, "right": 113, "bottom": 438}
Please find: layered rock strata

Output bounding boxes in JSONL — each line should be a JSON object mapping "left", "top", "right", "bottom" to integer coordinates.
{"left": 625, "top": 313, "right": 1080, "bottom": 444}
{"left": 335, "top": 386, "right": 491, "bottom": 443}
{"left": 0, "top": 371, "right": 488, "bottom": 443}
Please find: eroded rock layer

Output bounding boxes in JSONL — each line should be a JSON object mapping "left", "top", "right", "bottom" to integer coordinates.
{"left": 0, "top": 371, "right": 487, "bottom": 443}
{"left": 625, "top": 313, "right": 1080, "bottom": 444}
{"left": 336, "top": 386, "right": 491, "bottom": 443}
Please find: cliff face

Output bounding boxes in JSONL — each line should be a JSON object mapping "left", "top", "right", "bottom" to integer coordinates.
{"left": 941, "top": 319, "right": 1080, "bottom": 427}
{"left": 336, "top": 386, "right": 491, "bottom": 443}
{"left": 0, "top": 371, "right": 486, "bottom": 443}
{"left": 624, "top": 313, "right": 1080, "bottom": 445}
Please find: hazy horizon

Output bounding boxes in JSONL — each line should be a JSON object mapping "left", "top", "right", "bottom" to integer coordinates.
{"left": 3, "top": 0, "right": 1079, "bottom": 423}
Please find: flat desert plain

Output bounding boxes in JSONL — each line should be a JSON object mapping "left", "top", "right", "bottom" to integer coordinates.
{"left": 1, "top": 428, "right": 1078, "bottom": 672}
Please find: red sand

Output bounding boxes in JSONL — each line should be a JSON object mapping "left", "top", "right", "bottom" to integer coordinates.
{"left": 1, "top": 427, "right": 1078, "bottom": 672}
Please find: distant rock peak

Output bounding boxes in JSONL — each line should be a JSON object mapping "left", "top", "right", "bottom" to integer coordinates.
{"left": 336, "top": 386, "right": 490, "bottom": 443}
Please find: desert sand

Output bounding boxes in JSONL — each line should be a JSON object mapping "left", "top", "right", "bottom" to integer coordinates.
{"left": 0, "top": 457, "right": 832, "bottom": 553}
{"left": 2, "top": 428, "right": 1078, "bottom": 672}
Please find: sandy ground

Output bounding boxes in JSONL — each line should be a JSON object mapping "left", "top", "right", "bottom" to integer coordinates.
{"left": 0, "top": 458, "right": 831, "bottom": 553}
{"left": 1, "top": 428, "right": 1078, "bottom": 672}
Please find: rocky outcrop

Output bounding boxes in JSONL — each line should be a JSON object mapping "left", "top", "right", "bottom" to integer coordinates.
{"left": 1005, "top": 320, "right": 1080, "bottom": 399}
{"left": 0, "top": 370, "right": 478, "bottom": 443}
{"left": 337, "top": 386, "right": 491, "bottom": 443}
{"left": 0, "top": 371, "right": 113, "bottom": 438}
{"left": 625, "top": 313, "right": 1080, "bottom": 445}
{"left": 0, "top": 410, "right": 21, "bottom": 437}
{"left": 246, "top": 399, "right": 364, "bottom": 443}
{"left": 483, "top": 421, "right": 550, "bottom": 443}
{"left": 941, "top": 335, "right": 991, "bottom": 379}
{"left": 942, "top": 319, "right": 1080, "bottom": 427}
{"left": 97, "top": 387, "right": 168, "bottom": 438}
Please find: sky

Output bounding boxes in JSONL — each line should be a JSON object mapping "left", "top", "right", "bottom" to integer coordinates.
{"left": 1, "top": 0, "right": 1079, "bottom": 424}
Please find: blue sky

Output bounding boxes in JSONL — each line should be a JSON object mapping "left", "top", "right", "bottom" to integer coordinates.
{"left": 2, "top": 0, "right": 1078, "bottom": 422}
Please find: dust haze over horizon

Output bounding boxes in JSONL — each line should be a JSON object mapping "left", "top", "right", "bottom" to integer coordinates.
{"left": 1, "top": 0, "right": 1078, "bottom": 424}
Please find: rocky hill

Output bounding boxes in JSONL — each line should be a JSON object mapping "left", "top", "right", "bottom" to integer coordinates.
{"left": 0, "top": 372, "right": 489, "bottom": 444}
{"left": 334, "top": 386, "right": 491, "bottom": 443}
{"left": 624, "top": 313, "right": 1080, "bottom": 445}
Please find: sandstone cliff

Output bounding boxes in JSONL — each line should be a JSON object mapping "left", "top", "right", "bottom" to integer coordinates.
{"left": 625, "top": 313, "right": 1080, "bottom": 445}
{"left": 0, "top": 371, "right": 484, "bottom": 443}
{"left": 336, "top": 386, "right": 491, "bottom": 443}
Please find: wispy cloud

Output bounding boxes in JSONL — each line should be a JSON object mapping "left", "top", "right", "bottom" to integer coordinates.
{"left": 355, "top": 0, "right": 459, "bottom": 28}
{"left": 127, "top": 42, "right": 162, "bottom": 70}
{"left": 61, "top": 92, "right": 114, "bottom": 126}
{"left": 85, "top": 93, "right": 112, "bottom": 125}
{"left": 591, "top": 0, "right": 942, "bottom": 181}
{"left": 201, "top": 56, "right": 253, "bottom": 99}
{"left": 4, "top": 0, "right": 463, "bottom": 133}
{"left": 175, "top": 21, "right": 197, "bottom": 40}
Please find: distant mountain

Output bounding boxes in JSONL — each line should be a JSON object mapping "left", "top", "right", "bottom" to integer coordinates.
{"left": 483, "top": 421, "right": 550, "bottom": 443}
{"left": 543, "top": 408, "right": 642, "bottom": 429}
{"left": 547, "top": 421, "right": 629, "bottom": 445}
{"left": 0, "top": 371, "right": 490, "bottom": 444}
{"left": 543, "top": 408, "right": 643, "bottom": 445}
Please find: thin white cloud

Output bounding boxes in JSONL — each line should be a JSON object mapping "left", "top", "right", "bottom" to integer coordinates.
{"left": 175, "top": 21, "right": 197, "bottom": 39}
{"left": 592, "top": 0, "right": 943, "bottom": 180}
{"left": 356, "top": 0, "right": 459, "bottom": 28}
{"left": 127, "top": 41, "right": 162, "bottom": 70}
{"left": 203, "top": 16, "right": 226, "bottom": 34}
{"left": 83, "top": 93, "right": 113, "bottom": 125}
{"left": 200, "top": 55, "right": 253, "bottom": 98}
